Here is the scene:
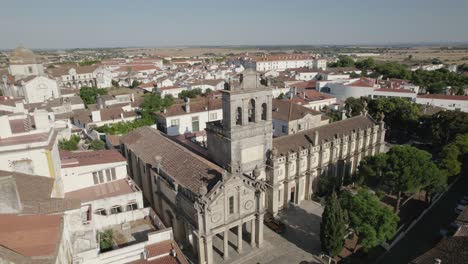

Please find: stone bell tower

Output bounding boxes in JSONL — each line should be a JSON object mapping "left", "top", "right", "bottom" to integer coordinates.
{"left": 206, "top": 69, "right": 273, "bottom": 179}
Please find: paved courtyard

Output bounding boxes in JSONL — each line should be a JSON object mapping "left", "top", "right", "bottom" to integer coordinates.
{"left": 210, "top": 200, "right": 324, "bottom": 264}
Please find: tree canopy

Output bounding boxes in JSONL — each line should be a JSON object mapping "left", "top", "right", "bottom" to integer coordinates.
{"left": 320, "top": 191, "right": 347, "bottom": 257}
{"left": 340, "top": 188, "right": 399, "bottom": 251}
{"left": 59, "top": 135, "right": 80, "bottom": 151}
{"left": 355, "top": 145, "right": 446, "bottom": 212}
{"left": 344, "top": 97, "right": 422, "bottom": 142}
{"left": 79, "top": 87, "right": 108, "bottom": 106}
{"left": 95, "top": 92, "right": 174, "bottom": 135}
{"left": 88, "top": 139, "right": 106, "bottom": 150}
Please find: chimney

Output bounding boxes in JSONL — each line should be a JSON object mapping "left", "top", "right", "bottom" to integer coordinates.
{"left": 154, "top": 156, "right": 162, "bottom": 173}
{"left": 96, "top": 95, "right": 104, "bottom": 109}
{"left": 91, "top": 110, "right": 102, "bottom": 122}
{"left": 0, "top": 115, "right": 12, "bottom": 138}
{"left": 184, "top": 97, "right": 190, "bottom": 113}
{"left": 33, "top": 109, "right": 49, "bottom": 130}
{"left": 131, "top": 93, "right": 135, "bottom": 102}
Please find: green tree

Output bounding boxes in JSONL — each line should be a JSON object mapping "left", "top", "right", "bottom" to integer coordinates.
{"left": 59, "top": 135, "right": 80, "bottom": 151}
{"left": 367, "top": 97, "right": 422, "bottom": 142}
{"left": 140, "top": 93, "right": 174, "bottom": 117}
{"left": 130, "top": 80, "right": 142, "bottom": 88}
{"left": 79, "top": 87, "right": 108, "bottom": 106}
{"left": 421, "top": 111, "right": 468, "bottom": 146}
{"left": 372, "top": 145, "right": 445, "bottom": 212}
{"left": 320, "top": 192, "right": 346, "bottom": 257}
{"left": 178, "top": 88, "right": 202, "bottom": 99}
{"left": 89, "top": 139, "right": 106, "bottom": 150}
{"left": 99, "top": 229, "right": 114, "bottom": 251}
{"left": 439, "top": 143, "right": 462, "bottom": 177}
{"left": 344, "top": 97, "right": 369, "bottom": 117}
{"left": 329, "top": 55, "right": 355, "bottom": 68}
{"left": 340, "top": 189, "right": 399, "bottom": 251}
{"left": 355, "top": 58, "right": 376, "bottom": 71}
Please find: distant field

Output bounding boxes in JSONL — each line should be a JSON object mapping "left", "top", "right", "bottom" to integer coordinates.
{"left": 378, "top": 47, "right": 468, "bottom": 65}
{"left": 120, "top": 46, "right": 468, "bottom": 65}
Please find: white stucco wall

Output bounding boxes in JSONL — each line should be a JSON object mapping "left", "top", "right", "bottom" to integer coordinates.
{"left": 61, "top": 162, "right": 127, "bottom": 193}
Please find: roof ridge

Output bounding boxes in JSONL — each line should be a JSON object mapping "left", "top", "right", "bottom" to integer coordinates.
{"left": 147, "top": 127, "right": 223, "bottom": 171}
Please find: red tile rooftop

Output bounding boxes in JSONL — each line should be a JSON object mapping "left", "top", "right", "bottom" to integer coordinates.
{"left": 0, "top": 131, "right": 50, "bottom": 147}
{"left": 60, "top": 149, "right": 126, "bottom": 168}
{"left": 65, "top": 178, "right": 136, "bottom": 202}
{"left": 0, "top": 214, "right": 62, "bottom": 258}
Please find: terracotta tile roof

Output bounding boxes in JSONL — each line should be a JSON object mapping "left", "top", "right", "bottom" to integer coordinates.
{"left": 65, "top": 178, "right": 136, "bottom": 203}
{"left": 0, "top": 130, "right": 51, "bottom": 147}
{"left": 0, "top": 214, "right": 63, "bottom": 258}
{"left": 272, "top": 99, "right": 322, "bottom": 122}
{"left": 273, "top": 115, "right": 378, "bottom": 155}
{"left": 0, "top": 170, "right": 80, "bottom": 214}
{"left": 158, "top": 98, "right": 222, "bottom": 117}
{"left": 296, "top": 89, "right": 334, "bottom": 101}
{"left": 120, "top": 127, "right": 222, "bottom": 194}
{"left": 290, "top": 80, "right": 317, "bottom": 89}
{"left": 248, "top": 54, "right": 314, "bottom": 62}
{"left": 128, "top": 240, "right": 188, "bottom": 264}
{"left": 48, "top": 65, "right": 99, "bottom": 77}
{"left": 455, "top": 225, "right": 468, "bottom": 237}
{"left": 455, "top": 206, "right": 468, "bottom": 226}
{"left": 348, "top": 78, "right": 376, "bottom": 88}
{"left": 417, "top": 94, "right": 468, "bottom": 101}
{"left": 9, "top": 118, "right": 28, "bottom": 133}
{"left": 374, "top": 88, "right": 415, "bottom": 94}
{"left": 410, "top": 236, "right": 468, "bottom": 264}
{"left": 115, "top": 65, "right": 160, "bottom": 72}
{"left": 138, "top": 82, "right": 157, "bottom": 89}
{"left": 60, "top": 149, "right": 126, "bottom": 168}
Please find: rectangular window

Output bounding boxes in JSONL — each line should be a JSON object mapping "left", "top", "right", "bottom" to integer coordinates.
{"left": 110, "top": 206, "right": 122, "bottom": 214}
{"left": 171, "top": 119, "right": 180, "bottom": 127}
{"left": 126, "top": 202, "right": 138, "bottom": 211}
{"left": 282, "top": 125, "right": 287, "bottom": 133}
{"left": 192, "top": 116, "right": 200, "bottom": 132}
{"left": 229, "top": 196, "right": 234, "bottom": 214}
{"left": 209, "top": 112, "right": 217, "bottom": 120}
{"left": 93, "top": 172, "right": 98, "bottom": 184}
{"left": 278, "top": 190, "right": 281, "bottom": 201}
{"left": 106, "top": 169, "right": 111, "bottom": 182}
{"left": 111, "top": 168, "right": 116, "bottom": 180}
{"left": 98, "top": 171, "right": 104, "bottom": 183}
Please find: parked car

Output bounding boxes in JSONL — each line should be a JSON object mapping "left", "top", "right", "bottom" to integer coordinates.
{"left": 264, "top": 216, "right": 286, "bottom": 234}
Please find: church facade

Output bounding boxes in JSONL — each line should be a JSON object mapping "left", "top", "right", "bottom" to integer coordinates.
{"left": 121, "top": 69, "right": 386, "bottom": 264}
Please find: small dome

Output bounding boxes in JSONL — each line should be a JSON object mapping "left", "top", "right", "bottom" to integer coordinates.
{"left": 10, "top": 46, "right": 36, "bottom": 64}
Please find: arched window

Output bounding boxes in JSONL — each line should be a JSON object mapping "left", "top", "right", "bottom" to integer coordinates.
{"left": 248, "top": 99, "right": 256, "bottom": 123}
{"left": 261, "top": 103, "right": 267, "bottom": 121}
{"left": 236, "top": 107, "right": 242, "bottom": 125}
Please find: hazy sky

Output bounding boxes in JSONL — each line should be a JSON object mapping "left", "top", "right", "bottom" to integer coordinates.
{"left": 1, "top": 0, "right": 467, "bottom": 49}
